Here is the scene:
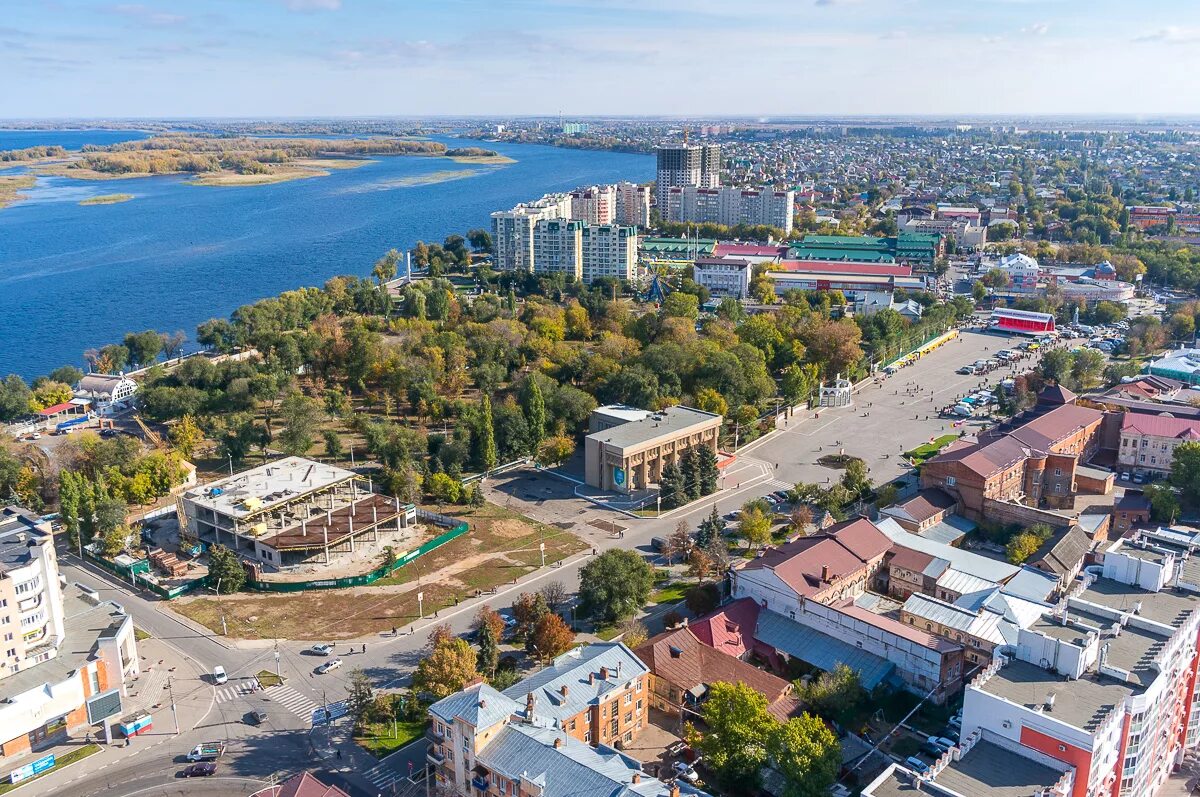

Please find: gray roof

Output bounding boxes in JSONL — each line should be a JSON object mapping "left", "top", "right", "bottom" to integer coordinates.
{"left": 502, "top": 643, "right": 649, "bottom": 726}
{"left": 1078, "top": 578, "right": 1200, "bottom": 629}
{"left": 429, "top": 682, "right": 521, "bottom": 729}
{"left": 480, "top": 724, "right": 705, "bottom": 797}
{"left": 932, "top": 740, "right": 1067, "bottom": 797}
{"left": 997, "top": 568, "right": 1059, "bottom": 603}
{"left": 0, "top": 507, "right": 48, "bottom": 572}
{"left": 584, "top": 406, "right": 721, "bottom": 451}
{"left": 1030, "top": 526, "right": 1092, "bottom": 578}
{"left": 916, "top": 515, "right": 975, "bottom": 546}
{"left": 754, "top": 609, "right": 895, "bottom": 689}
{"left": 1, "top": 588, "right": 129, "bottom": 699}
{"left": 877, "top": 517, "right": 1019, "bottom": 585}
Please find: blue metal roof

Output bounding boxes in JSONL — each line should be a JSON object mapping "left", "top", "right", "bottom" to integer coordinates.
{"left": 754, "top": 610, "right": 895, "bottom": 690}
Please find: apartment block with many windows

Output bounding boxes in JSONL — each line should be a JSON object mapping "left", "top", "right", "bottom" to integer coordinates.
{"left": 532, "top": 218, "right": 583, "bottom": 280}
{"left": 580, "top": 224, "right": 637, "bottom": 284}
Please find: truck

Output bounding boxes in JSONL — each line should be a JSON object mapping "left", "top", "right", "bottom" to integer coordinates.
{"left": 186, "top": 743, "right": 226, "bottom": 762}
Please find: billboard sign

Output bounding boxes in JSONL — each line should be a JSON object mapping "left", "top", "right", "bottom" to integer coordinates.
{"left": 10, "top": 754, "right": 55, "bottom": 784}
{"left": 87, "top": 688, "right": 122, "bottom": 725}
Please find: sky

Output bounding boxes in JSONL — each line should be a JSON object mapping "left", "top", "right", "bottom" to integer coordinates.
{"left": 4, "top": 0, "right": 1200, "bottom": 119}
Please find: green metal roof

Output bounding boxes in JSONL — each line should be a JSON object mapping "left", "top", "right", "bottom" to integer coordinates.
{"left": 794, "top": 234, "right": 892, "bottom": 250}
{"left": 639, "top": 237, "right": 717, "bottom": 255}
{"left": 790, "top": 248, "right": 897, "bottom": 263}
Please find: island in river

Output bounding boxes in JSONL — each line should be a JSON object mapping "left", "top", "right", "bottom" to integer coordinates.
{"left": 0, "top": 135, "right": 513, "bottom": 204}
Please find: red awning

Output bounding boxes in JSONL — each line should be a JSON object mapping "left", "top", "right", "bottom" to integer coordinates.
{"left": 38, "top": 402, "right": 75, "bottom": 417}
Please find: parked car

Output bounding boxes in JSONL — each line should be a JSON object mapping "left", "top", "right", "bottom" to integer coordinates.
{"left": 672, "top": 761, "right": 700, "bottom": 784}
{"left": 316, "top": 658, "right": 343, "bottom": 675}
{"left": 309, "top": 643, "right": 334, "bottom": 656}
{"left": 931, "top": 736, "right": 958, "bottom": 751}
{"left": 956, "top": 366, "right": 974, "bottom": 375}
{"left": 1132, "top": 473, "right": 1146, "bottom": 484}
{"left": 212, "top": 666, "right": 227, "bottom": 685}
{"left": 921, "top": 740, "right": 947, "bottom": 757}
{"left": 181, "top": 763, "right": 217, "bottom": 778}
{"left": 1119, "top": 472, "right": 1131, "bottom": 481}
{"left": 771, "top": 491, "right": 791, "bottom": 503}
{"left": 904, "top": 756, "right": 931, "bottom": 775}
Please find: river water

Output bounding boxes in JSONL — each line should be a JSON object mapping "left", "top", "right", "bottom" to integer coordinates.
{"left": 0, "top": 132, "right": 652, "bottom": 378}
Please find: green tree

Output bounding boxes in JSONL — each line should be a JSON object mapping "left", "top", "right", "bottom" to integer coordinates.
{"left": 123, "top": 330, "right": 163, "bottom": 367}
{"left": 207, "top": 544, "right": 245, "bottom": 593}
{"left": 1144, "top": 483, "right": 1181, "bottom": 523}
{"left": 169, "top": 414, "right": 205, "bottom": 460}
{"left": 476, "top": 622, "right": 499, "bottom": 678}
{"left": 372, "top": 249, "right": 400, "bottom": 285}
{"left": 697, "top": 445, "right": 719, "bottom": 495}
{"left": 277, "top": 392, "right": 325, "bottom": 455}
{"left": 322, "top": 429, "right": 344, "bottom": 460}
{"left": 535, "top": 435, "right": 575, "bottom": 468}
{"left": 690, "top": 681, "right": 774, "bottom": 790}
{"left": 578, "top": 549, "right": 654, "bottom": 623}
{"left": 769, "top": 713, "right": 841, "bottom": 797}
{"left": 0, "top": 375, "right": 32, "bottom": 422}
{"left": 1040, "top": 348, "right": 1072, "bottom": 385}
{"left": 478, "top": 394, "right": 497, "bottom": 472}
{"left": 796, "top": 664, "right": 866, "bottom": 728}
{"left": 1006, "top": 530, "right": 1044, "bottom": 564}
{"left": 426, "top": 472, "right": 461, "bottom": 504}
{"left": 696, "top": 505, "right": 723, "bottom": 548}
{"left": 659, "top": 461, "right": 687, "bottom": 509}
{"left": 525, "top": 379, "right": 546, "bottom": 453}
{"left": 840, "top": 458, "right": 870, "bottom": 498}
{"left": 661, "top": 292, "right": 699, "bottom": 319}
{"left": 972, "top": 281, "right": 987, "bottom": 303}
{"left": 1171, "top": 442, "right": 1200, "bottom": 507}
{"left": 739, "top": 505, "right": 772, "bottom": 551}
{"left": 682, "top": 447, "right": 702, "bottom": 501}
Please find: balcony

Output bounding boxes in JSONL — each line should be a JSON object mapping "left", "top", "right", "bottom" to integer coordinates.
{"left": 427, "top": 727, "right": 445, "bottom": 744}
{"left": 471, "top": 776, "right": 489, "bottom": 792}
{"left": 426, "top": 748, "right": 445, "bottom": 766}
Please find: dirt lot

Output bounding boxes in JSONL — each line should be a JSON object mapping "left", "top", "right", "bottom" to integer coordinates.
{"left": 171, "top": 501, "right": 587, "bottom": 640}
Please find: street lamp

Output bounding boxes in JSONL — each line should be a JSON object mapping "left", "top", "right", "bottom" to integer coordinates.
{"left": 417, "top": 591, "right": 424, "bottom": 620}
{"left": 539, "top": 542, "right": 546, "bottom": 568}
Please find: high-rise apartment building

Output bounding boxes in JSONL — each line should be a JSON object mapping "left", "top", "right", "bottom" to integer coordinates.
{"left": 581, "top": 224, "right": 638, "bottom": 284}
{"left": 0, "top": 508, "right": 67, "bottom": 678}
{"left": 569, "top": 185, "right": 616, "bottom": 226}
{"left": 663, "top": 185, "right": 795, "bottom": 233}
{"left": 532, "top": 218, "right": 583, "bottom": 280}
{"left": 614, "top": 182, "right": 651, "bottom": 228}
{"left": 654, "top": 144, "right": 721, "bottom": 209}
{"left": 490, "top": 194, "right": 571, "bottom": 271}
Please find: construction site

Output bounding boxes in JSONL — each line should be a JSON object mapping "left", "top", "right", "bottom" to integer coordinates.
{"left": 176, "top": 456, "right": 420, "bottom": 572}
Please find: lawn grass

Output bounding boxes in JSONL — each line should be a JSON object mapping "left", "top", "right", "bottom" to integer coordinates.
{"left": 649, "top": 582, "right": 689, "bottom": 605}
{"left": 594, "top": 623, "right": 623, "bottom": 641}
{"left": 134, "top": 627, "right": 151, "bottom": 642}
{"left": 256, "top": 670, "right": 284, "bottom": 688}
{"left": 355, "top": 720, "right": 427, "bottom": 758}
{"left": 0, "top": 744, "right": 101, "bottom": 794}
{"left": 905, "top": 434, "right": 960, "bottom": 466}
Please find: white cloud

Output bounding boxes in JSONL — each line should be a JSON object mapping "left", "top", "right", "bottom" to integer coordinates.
{"left": 285, "top": 0, "right": 342, "bottom": 10}
{"left": 1023, "top": 22, "right": 1049, "bottom": 36}
{"left": 1134, "top": 26, "right": 1200, "bottom": 44}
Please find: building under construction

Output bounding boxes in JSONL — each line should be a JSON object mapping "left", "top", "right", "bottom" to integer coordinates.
{"left": 177, "top": 456, "right": 417, "bottom": 569}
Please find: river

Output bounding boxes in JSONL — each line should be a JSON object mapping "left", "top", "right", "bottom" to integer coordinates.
{"left": 0, "top": 132, "right": 653, "bottom": 379}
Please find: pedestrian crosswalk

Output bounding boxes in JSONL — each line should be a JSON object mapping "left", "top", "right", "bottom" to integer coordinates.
{"left": 765, "top": 479, "right": 793, "bottom": 491}
{"left": 265, "top": 684, "right": 320, "bottom": 720}
{"left": 311, "top": 699, "right": 348, "bottom": 726}
{"left": 214, "top": 681, "right": 258, "bottom": 704}
{"left": 364, "top": 762, "right": 402, "bottom": 791}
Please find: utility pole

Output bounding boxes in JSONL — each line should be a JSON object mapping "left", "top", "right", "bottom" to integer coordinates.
{"left": 539, "top": 542, "right": 546, "bottom": 569}
{"left": 215, "top": 578, "right": 227, "bottom": 636}
{"left": 274, "top": 641, "right": 281, "bottom": 681}
{"left": 167, "top": 676, "right": 179, "bottom": 734}
{"left": 417, "top": 591, "right": 425, "bottom": 620}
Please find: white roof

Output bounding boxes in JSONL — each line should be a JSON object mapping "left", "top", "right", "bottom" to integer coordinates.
{"left": 876, "top": 517, "right": 1020, "bottom": 586}
{"left": 182, "top": 456, "right": 356, "bottom": 519}
{"left": 1151, "top": 349, "right": 1200, "bottom": 376}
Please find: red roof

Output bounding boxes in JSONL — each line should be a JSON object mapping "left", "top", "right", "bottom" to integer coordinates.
{"left": 272, "top": 772, "right": 350, "bottom": 797}
{"left": 38, "top": 402, "right": 75, "bottom": 417}
{"left": 1121, "top": 413, "right": 1200, "bottom": 440}
{"left": 690, "top": 597, "right": 760, "bottom": 658}
{"left": 739, "top": 518, "right": 891, "bottom": 598}
{"left": 776, "top": 259, "right": 913, "bottom": 277}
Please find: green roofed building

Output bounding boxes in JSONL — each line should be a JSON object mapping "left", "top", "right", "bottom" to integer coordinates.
{"left": 789, "top": 232, "right": 943, "bottom": 268}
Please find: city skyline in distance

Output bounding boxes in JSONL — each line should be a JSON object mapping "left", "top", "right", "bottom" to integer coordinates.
{"left": 4, "top": 0, "right": 1200, "bottom": 119}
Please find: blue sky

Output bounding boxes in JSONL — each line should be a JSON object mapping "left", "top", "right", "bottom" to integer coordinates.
{"left": 4, "top": 0, "right": 1200, "bottom": 118}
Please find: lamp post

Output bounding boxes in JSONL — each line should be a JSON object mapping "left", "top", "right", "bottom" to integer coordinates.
{"left": 539, "top": 542, "right": 546, "bottom": 569}
{"left": 417, "top": 591, "right": 424, "bottom": 620}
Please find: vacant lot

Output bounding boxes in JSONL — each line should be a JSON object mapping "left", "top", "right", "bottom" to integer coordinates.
{"left": 172, "top": 501, "right": 586, "bottom": 640}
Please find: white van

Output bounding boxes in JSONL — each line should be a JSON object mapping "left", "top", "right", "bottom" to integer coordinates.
{"left": 213, "top": 665, "right": 227, "bottom": 685}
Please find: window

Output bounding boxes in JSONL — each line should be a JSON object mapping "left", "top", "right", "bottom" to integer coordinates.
{"left": 945, "top": 476, "right": 956, "bottom": 487}
{"left": 625, "top": 693, "right": 632, "bottom": 704}
{"left": 1054, "top": 468, "right": 1062, "bottom": 476}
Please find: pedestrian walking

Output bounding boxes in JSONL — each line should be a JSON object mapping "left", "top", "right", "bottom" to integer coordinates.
{"left": 337, "top": 749, "right": 342, "bottom": 761}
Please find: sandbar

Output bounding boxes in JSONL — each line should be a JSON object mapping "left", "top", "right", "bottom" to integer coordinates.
{"left": 80, "top": 193, "right": 135, "bottom": 206}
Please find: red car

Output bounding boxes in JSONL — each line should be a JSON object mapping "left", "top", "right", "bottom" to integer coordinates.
{"left": 182, "top": 763, "right": 217, "bottom": 777}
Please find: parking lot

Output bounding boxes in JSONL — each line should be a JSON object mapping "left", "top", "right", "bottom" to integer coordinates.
{"left": 739, "top": 329, "right": 1054, "bottom": 491}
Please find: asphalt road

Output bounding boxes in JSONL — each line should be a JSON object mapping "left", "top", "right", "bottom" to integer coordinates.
{"left": 38, "top": 328, "right": 1059, "bottom": 795}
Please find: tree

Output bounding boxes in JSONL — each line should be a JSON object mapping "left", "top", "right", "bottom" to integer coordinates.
{"left": 160, "top": 330, "right": 187, "bottom": 360}
{"left": 536, "top": 435, "right": 575, "bottom": 468}
{"left": 696, "top": 505, "right": 723, "bottom": 548}
{"left": 426, "top": 472, "right": 461, "bottom": 504}
{"left": 372, "top": 249, "right": 400, "bottom": 285}
{"left": 1040, "top": 348, "right": 1072, "bottom": 385}
{"left": 478, "top": 394, "right": 497, "bottom": 472}
{"left": 739, "top": 505, "right": 772, "bottom": 551}
{"left": 414, "top": 636, "right": 478, "bottom": 699}
{"left": 578, "top": 549, "right": 654, "bottom": 623}
{"left": 690, "top": 681, "right": 774, "bottom": 790}
{"left": 789, "top": 504, "right": 814, "bottom": 534}
{"left": 346, "top": 668, "right": 376, "bottom": 729}
{"left": 0, "top": 375, "right": 32, "bottom": 422}
{"left": 473, "top": 605, "right": 506, "bottom": 642}
{"left": 796, "top": 664, "right": 866, "bottom": 728}
{"left": 277, "top": 392, "right": 325, "bottom": 455}
{"left": 659, "top": 461, "right": 687, "bottom": 509}
{"left": 207, "top": 544, "right": 245, "bottom": 593}
{"left": 512, "top": 592, "right": 550, "bottom": 640}
{"left": 101, "top": 524, "right": 130, "bottom": 558}
{"left": 663, "top": 520, "right": 692, "bottom": 565}
{"left": 531, "top": 613, "right": 575, "bottom": 662}
{"left": 769, "top": 713, "right": 841, "bottom": 797}
{"left": 525, "top": 379, "right": 546, "bottom": 454}
{"left": 688, "top": 547, "right": 715, "bottom": 582}
{"left": 686, "top": 582, "right": 720, "bottom": 615}
{"left": 322, "top": 429, "right": 344, "bottom": 460}
{"left": 169, "top": 414, "right": 204, "bottom": 460}
{"left": 123, "top": 330, "right": 163, "bottom": 367}
{"left": 27, "top": 381, "right": 72, "bottom": 413}
{"left": 540, "top": 581, "right": 568, "bottom": 613}
{"left": 477, "top": 622, "right": 500, "bottom": 678}
{"left": 1144, "top": 483, "right": 1180, "bottom": 523}
{"left": 467, "top": 228, "right": 493, "bottom": 253}
{"left": 1171, "top": 442, "right": 1200, "bottom": 507}
{"left": 662, "top": 292, "right": 699, "bottom": 320}
{"left": 682, "top": 447, "right": 702, "bottom": 500}
{"left": 840, "top": 458, "right": 870, "bottom": 498}
{"left": 620, "top": 618, "right": 649, "bottom": 648}
{"left": 1006, "top": 530, "right": 1045, "bottom": 564}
